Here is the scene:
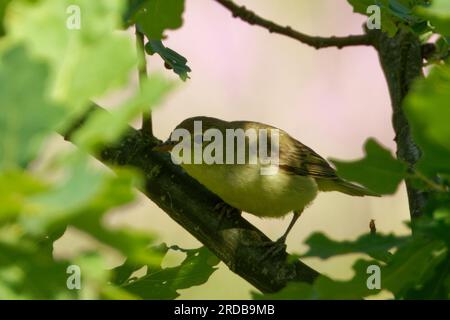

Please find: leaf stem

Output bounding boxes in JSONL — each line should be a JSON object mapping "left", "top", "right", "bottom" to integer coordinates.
{"left": 135, "top": 27, "right": 153, "bottom": 136}
{"left": 411, "top": 171, "right": 448, "bottom": 193}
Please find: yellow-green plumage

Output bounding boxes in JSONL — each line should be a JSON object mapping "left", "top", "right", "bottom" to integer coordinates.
{"left": 161, "top": 116, "right": 379, "bottom": 220}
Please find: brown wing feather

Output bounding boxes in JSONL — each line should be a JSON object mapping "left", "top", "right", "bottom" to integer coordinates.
{"left": 279, "top": 134, "right": 338, "bottom": 179}
{"left": 205, "top": 119, "right": 338, "bottom": 180}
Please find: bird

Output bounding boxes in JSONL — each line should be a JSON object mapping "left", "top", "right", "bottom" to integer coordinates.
{"left": 153, "top": 116, "right": 379, "bottom": 255}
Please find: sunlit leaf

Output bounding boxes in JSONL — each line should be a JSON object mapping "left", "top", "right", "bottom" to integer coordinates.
{"left": 7, "top": 0, "right": 136, "bottom": 111}
{"left": 73, "top": 75, "right": 174, "bottom": 151}
{"left": 0, "top": 46, "right": 65, "bottom": 170}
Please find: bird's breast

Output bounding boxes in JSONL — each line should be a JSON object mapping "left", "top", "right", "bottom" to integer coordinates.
{"left": 181, "top": 163, "right": 318, "bottom": 217}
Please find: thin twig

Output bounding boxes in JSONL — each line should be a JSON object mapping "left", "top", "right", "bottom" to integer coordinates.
{"left": 214, "top": 0, "right": 372, "bottom": 49}
{"left": 412, "top": 171, "right": 448, "bottom": 193}
{"left": 135, "top": 27, "right": 153, "bottom": 136}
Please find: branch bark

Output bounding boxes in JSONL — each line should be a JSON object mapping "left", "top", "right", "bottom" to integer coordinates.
{"left": 369, "top": 29, "right": 427, "bottom": 221}
{"left": 214, "top": 0, "right": 371, "bottom": 49}
{"left": 64, "top": 105, "right": 320, "bottom": 293}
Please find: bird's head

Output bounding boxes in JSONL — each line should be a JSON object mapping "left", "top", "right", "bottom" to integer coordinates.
{"left": 152, "top": 116, "right": 226, "bottom": 153}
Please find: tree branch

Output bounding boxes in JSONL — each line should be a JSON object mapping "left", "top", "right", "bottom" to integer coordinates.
{"left": 64, "top": 104, "right": 320, "bottom": 293}
{"left": 369, "top": 29, "right": 427, "bottom": 221}
{"left": 213, "top": 0, "right": 371, "bottom": 49}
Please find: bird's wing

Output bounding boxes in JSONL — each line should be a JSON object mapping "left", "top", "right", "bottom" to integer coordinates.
{"left": 228, "top": 121, "right": 338, "bottom": 179}
{"left": 279, "top": 136, "right": 338, "bottom": 179}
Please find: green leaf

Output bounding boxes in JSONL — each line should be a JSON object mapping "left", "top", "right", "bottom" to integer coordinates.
{"left": 124, "top": 246, "right": 220, "bottom": 299}
{"left": 73, "top": 222, "right": 157, "bottom": 266}
{"left": 128, "top": 0, "right": 185, "bottom": 39}
{"left": 405, "top": 64, "right": 450, "bottom": 175}
{"left": 0, "top": 226, "right": 75, "bottom": 299}
{"left": 301, "top": 232, "right": 408, "bottom": 262}
{"left": 330, "top": 139, "right": 408, "bottom": 194}
{"left": 381, "top": 238, "right": 446, "bottom": 297}
{"left": 111, "top": 243, "right": 169, "bottom": 285}
{"left": 0, "top": 0, "right": 11, "bottom": 36}
{"left": 73, "top": 75, "right": 174, "bottom": 151}
{"left": 21, "top": 154, "right": 106, "bottom": 235}
{"left": 8, "top": 0, "right": 136, "bottom": 111}
{"left": 256, "top": 236, "right": 446, "bottom": 299}
{"left": 403, "top": 252, "right": 450, "bottom": 299}
{"left": 416, "top": 0, "right": 450, "bottom": 36}
{"left": 0, "top": 0, "right": 181, "bottom": 300}
{"left": 347, "top": 0, "right": 429, "bottom": 36}
{"left": 145, "top": 40, "right": 191, "bottom": 81}
{"left": 254, "top": 259, "right": 379, "bottom": 299}
{"left": 0, "top": 171, "right": 47, "bottom": 222}
{"left": 0, "top": 46, "right": 65, "bottom": 170}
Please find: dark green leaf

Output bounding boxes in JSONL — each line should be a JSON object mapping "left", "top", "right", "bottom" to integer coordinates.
{"left": 405, "top": 64, "right": 450, "bottom": 175}
{"left": 129, "top": 0, "right": 185, "bottom": 39}
{"left": 124, "top": 247, "right": 219, "bottom": 299}
{"left": 145, "top": 40, "right": 191, "bottom": 80}
{"left": 330, "top": 139, "right": 408, "bottom": 194}
{"left": 254, "top": 259, "right": 379, "bottom": 299}
{"left": 347, "top": 0, "right": 429, "bottom": 36}
{"left": 111, "top": 243, "right": 169, "bottom": 285}
{"left": 302, "top": 232, "right": 408, "bottom": 262}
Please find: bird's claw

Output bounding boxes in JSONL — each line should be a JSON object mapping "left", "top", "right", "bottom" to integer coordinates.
{"left": 213, "top": 201, "right": 241, "bottom": 229}
{"left": 258, "top": 237, "right": 288, "bottom": 261}
{"left": 214, "top": 201, "right": 241, "bottom": 217}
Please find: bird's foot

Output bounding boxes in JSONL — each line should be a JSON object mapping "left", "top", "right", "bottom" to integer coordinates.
{"left": 213, "top": 201, "right": 241, "bottom": 229}
{"left": 257, "top": 236, "right": 288, "bottom": 261}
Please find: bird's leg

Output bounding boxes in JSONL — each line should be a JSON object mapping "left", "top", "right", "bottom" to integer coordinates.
{"left": 213, "top": 201, "right": 242, "bottom": 229}
{"left": 259, "top": 210, "right": 303, "bottom": 260}
{"left": 279, "top": 210, "right": 302, "bottom": 243}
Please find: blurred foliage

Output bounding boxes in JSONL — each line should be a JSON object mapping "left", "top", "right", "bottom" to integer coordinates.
{"left": 405, "top": 64, "right": 450, "bottom": 176}
{"left": 0, "top": 0, "right": 215, "bottom": 299}
{"left": 0, "top": 0, "right": 449, "bottom": 300}
{"left": 0, "top": 0, "right": 11, "bottom": 36}
{"left": 416, "top": 0, "right": 450, "bottom": 36}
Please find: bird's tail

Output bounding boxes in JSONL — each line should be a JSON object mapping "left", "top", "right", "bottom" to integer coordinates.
{"left": 316, "top": 178, "right": 380, "bottom": 197}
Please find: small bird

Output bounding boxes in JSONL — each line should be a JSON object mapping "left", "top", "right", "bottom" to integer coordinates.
{"left": 154, "top": 116, "right": 379, "bottom": 254}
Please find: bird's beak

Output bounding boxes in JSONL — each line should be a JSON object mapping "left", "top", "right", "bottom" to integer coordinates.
{"left": 152, "top": 140, "right": 174, "bottom": 152}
